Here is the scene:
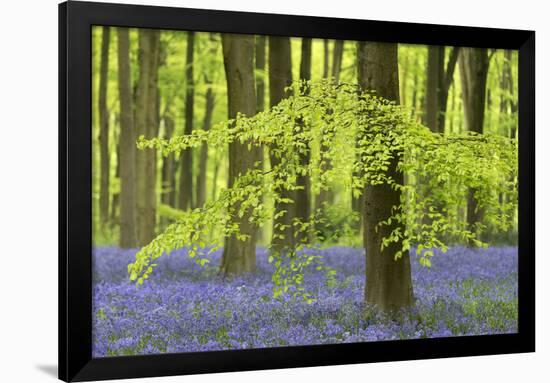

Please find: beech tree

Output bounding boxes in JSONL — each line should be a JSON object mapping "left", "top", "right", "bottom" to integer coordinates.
{"left": 294, "top": 37, "right": 312, "bottom": 243}
{"left": 269, "top": 36, "right": 295, "bottom": 252}
{"left": 196, "top": 34, "right": 217, "bottom": 208}
{"left": 459, "top": 48, "right": 490, "bottom": 235}
{"left": 219, "top": 34, "right": 260, "bottom": 274}
{"left": 98, "top": 26, "right": 111, "bottom": 228}
{"left": 179, "top": 31, "right": 195, "bottom": 210}
{"left": 116, "top": 28, "right": 138, "bottom": 248}
{"left": 357, "top": 41, "right": 414, "bottom": 311}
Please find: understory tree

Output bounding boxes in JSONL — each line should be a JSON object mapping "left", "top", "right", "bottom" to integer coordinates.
{"left": 128, "top": 79, "right": 517, "bottom": 313}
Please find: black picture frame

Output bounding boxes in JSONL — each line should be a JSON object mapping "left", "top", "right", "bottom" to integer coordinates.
{"left": 59, "top": 1, "right": 535, "bottom": 381}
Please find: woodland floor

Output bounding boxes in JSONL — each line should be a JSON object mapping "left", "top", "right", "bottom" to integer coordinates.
{"left": 92, "top": 246, "right": 518, "bottom": 357}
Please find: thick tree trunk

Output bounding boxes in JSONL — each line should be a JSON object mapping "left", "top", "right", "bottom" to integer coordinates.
{"left": 357, "top": 41, "right": 414, "bottom": 312}
{"left": 116, "top": 28, "right": 138, "bottom": 248}
{"left": 179, "top": 31, "right": 195, "bottom": 210}
{"left": 459, "top": 48, "right": 490, "bottom": 236}
{"left": 294, "top": 37, "right": 312, "bottom": 244}
{"left": 220, "top": 34, "right": 260, "bottom": 274}
{"left": 269, "top": 36, "right": 295, "bottom": 253}
{"left": 135, "top": 29, "right": 160, "bottom": 246}
{"left": 99, "top": 26, "right": 111, "bottom": 228}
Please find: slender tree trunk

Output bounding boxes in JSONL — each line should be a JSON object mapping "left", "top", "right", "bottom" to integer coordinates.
{"left": 459, "top": 48, "right": 490, "bottom": 237}
{"left": 99, "top": 26, "right": 111, "bottom": 229}
{"left": 357, "top": 41, "right": 414, "bottom": 312}
{"left": 425, "top": 45, "right": 444, "bottom": 133}
{"left": 269, "top": 36, "right": 295, "bottom": 252}
{"left": 196, "top": 72, "right": 215, "bottom": 208}
{"left": 331, "top": 40, "right": 344, "bottom": 82}
{"left": 196, "top": 34, "right": 217, "bottom": 209}
{"left": 110, "top": 116, "right": 120, "bottom": 230}
{"left": 503, "top": 50, "right": 518, "bottom": 139}
{"left": 410, "top": 55, "right": 419, "bottom": 119}
{"left": 323, "top": 40, "right": 329, "bottom": 79}
{"left": 145, "top": 31, "right": 160, "bottom": 243}
{"left": 135, "top": 30, "right": 151, "bottom": 246}
{"left": 255, "top": 35, "right": 267, "bottom": 243}
{"left": 294, "top": 37, "right": 312, "bottom": 244}
{"left": 179, "top": 31, "right": 195, "bottom": 210}
{"left": 255, "top": 35, "right": 266, "bottom": 113}
{"left": 220, "top": 34, "right": 260, "bottom": 274}
{"left": 438, "top": 47, "right": 460, "bottom": 133}
{"left": 315, "top": 39, "right": 337, "bottom": 222}
{"left": 449, "top": 81, "right": 456, "bottom": 133}
{"left": 211, "top": 154, "right": 220, "bottom": 202}
{"left": 116, "top": 28, "right": 138, "bottom": 248}
{"left": 160, "top": 116, "right": 176, "bottom": 227}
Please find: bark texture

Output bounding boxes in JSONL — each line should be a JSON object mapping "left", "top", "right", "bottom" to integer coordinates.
{"left": 269, "top": 36, "right": 295, "bottom": 252}
{"left": 196, "top": 71, "right": 215, "bottom": 208}
{"left": 295, "top": 37, "right": 312, "bottom": 243}
{"left": 161, "top": 116, "right": 177, "bottom": 213}
{"left": 331, "top": 40, "right": 344, "bottom": 82}
{"left": 179, "top": 31, "right": 195, "bottom": 210}
{"left": 134, "top": 29, "right": 160, "bottom": 246}
{"left": 116, "top": 28, "right": 138, "bottom": 248}
{"left": 220, "top": 34, "right": 260, "bottom": 274}
{"left": 459, "top": 48, "right": 490, "bottom": 235}
{"left": 99, "top": 26, "right": 111, "bottom": 228}
{"left": 357, "top": 41, "right": 414, "bottom": 312}
{"left": 255, "top": 35, "right": 266, "bottom": 113}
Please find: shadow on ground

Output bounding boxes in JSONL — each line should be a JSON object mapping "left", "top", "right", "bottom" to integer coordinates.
{"left": 36, "top": 365, "right": 57, "bottom": 379}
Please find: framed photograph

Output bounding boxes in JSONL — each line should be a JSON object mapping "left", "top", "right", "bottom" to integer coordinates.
{"left": 59, "top": 1, "right": 535, "bottom": 381}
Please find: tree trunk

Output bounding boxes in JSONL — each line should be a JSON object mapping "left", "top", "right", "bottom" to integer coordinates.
{"left": 116, "top": 28, "right": 138, "bottom": 248}
{"left": 179, "top": 31, "right": 195, "bottom": 210}
{"left": 269, "top": 36, "right": 295, "bottom": 253}
{"left": 357, "top": 41, "right": 414, "bottom": 312}
{"left": 196, "top": 34, "right": 217, "bottom": 209}
{"left": 438, "top": 47, "right": 460, "bottom": 133}
{"left": 331, "top": 40, "right": 344, "bottom": 83}
{"left": 135, "top": 30, "right": 150, "bottom": 246}
{"left": 255, "top": 35, "right": 266, "bottom": 113}
{"left": 323, "top": 40, "right": 329, "bottom": 79}
{"left": 145, "top": 31, "right": 160, "bottom": 244}
{"left": 135, "top": 29, "right": 160, "bottom": 246}
{"left": 459, "top": 48, "right": 490, "bottom": 236}
{"left": 294, "top": 37, "right": 312, "bottom": 244}
{"left": 110, "top": 116, "right": 120, "bottom": 230}
{"left": 425, "top": 45, "right": 444, "bottom": 133}
{"left": 98, "top": 26, "right": 111, "bottom": 229}
{"left": 160, "top": 116, "right": 176, "bottom": 228}
{"left": 220, "top": 34, "right": 260, "bottom": 274}
{"left": 196, "top": 70, "right": 215, "bottom": 208}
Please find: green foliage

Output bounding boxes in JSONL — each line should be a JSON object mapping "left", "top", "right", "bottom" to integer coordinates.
{"left": 128, "top": 79, "right": 517, "bottom": 298}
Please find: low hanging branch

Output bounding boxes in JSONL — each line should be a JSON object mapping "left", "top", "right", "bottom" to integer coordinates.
{"left": 128, "top": 79, "right": 518, "bottom": 299}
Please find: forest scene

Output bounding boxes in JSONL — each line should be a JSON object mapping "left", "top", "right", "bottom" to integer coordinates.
{"left": 91, "top": 26, "right": 519, "bottom": 357}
